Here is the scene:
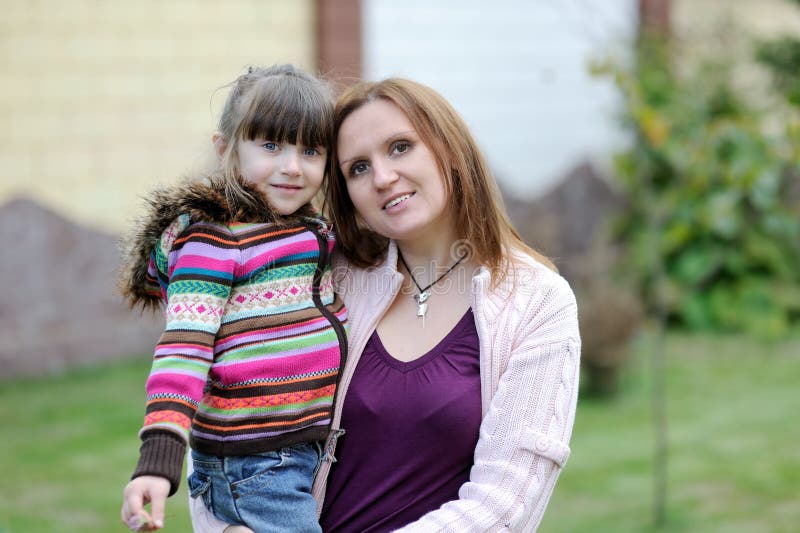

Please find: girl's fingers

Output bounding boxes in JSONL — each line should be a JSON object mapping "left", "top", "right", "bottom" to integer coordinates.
{"left": 122, "top": 482, "right": 155, "bottom": 531}
{"left": 148, "top": 489, "right": 168, "bottom": 529}
{"left": 125, "top": 510, "right": 155, "bottom": 531}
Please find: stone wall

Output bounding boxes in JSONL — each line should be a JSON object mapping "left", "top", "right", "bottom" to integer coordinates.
{"left": 0, "top": 197, "right": 164, "bottom": 378}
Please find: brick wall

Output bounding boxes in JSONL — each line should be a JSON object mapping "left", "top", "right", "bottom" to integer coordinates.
{"left": 0, "top": 0, "right": 316, "bottom": 231}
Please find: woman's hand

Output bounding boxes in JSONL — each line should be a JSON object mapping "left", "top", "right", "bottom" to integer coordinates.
{"left": 121, "top": 475, "right": 171, "bottom": 531}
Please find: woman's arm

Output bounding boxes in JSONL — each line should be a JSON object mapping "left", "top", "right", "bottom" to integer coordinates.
{"left": 395, "top": 282, "right": 580, "bottom": 532}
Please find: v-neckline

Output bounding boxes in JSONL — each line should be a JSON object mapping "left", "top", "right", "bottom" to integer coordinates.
{"left": 370, "top": 308, "right": 474, "bottom": 372}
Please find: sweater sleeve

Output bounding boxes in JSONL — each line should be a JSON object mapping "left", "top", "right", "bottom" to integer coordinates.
{"left": 132, "top": 220, "right": 238, "bottom": 495}
{"left": 395, "top": 278, "right": 581, "bottom": 532}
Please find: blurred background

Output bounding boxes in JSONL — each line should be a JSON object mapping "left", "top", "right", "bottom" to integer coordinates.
{"left": 1, "top": 0, "right": 798, "bottom": 531}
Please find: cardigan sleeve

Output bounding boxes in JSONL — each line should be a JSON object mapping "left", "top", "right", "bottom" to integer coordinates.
{"left": 394, "top": 278, "right": 581, "bottom": 532}
{"left": 132, "top": 220, "right": 238, "bottom": 496}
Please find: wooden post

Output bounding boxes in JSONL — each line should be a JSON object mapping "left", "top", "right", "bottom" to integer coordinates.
{"left": 316, "top": 0, "right": 362, "bottom": 90}
{"left": 639, "top": 0, "right": 671, "bottom": 37}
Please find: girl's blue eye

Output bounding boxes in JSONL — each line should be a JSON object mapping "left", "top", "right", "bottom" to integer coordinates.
{"left": 303, "top": 147, "right": 320, "bottom": 156}
{"left": 262, "top": 142, "right": 278, "bottom": 151}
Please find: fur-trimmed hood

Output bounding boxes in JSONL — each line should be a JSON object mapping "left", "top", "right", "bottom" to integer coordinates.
{"left": 118, "top": 176, "right": 318, "bottom": 310}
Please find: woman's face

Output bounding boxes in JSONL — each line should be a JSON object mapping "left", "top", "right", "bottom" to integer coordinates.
{"left": 336, "top": 99, "right": 453, "bottom": 244}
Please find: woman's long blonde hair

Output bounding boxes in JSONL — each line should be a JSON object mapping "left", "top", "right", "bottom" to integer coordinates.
{"left": 326, "top": 78, "right": 554, "bottom": 279}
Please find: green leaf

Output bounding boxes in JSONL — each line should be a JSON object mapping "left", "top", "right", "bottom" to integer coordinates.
{"left": 671, "top": 246, "right": 719, "bottom": 286}
{"left": 707, "top": 190, "right": 742, "bottom": 239}
{"left": 679, "top": 292, "right": 715, "bottom": 331}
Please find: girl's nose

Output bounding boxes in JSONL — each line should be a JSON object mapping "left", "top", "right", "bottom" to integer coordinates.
{"left": 281, "top": 149, "right": 301, "bottom": 177}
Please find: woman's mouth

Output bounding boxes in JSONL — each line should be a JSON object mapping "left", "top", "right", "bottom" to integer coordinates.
{"left": 383, "top": 193, "right": 415, "bottom": 210}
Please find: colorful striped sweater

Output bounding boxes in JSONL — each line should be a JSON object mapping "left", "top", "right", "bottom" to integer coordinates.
{"left": 122, "top": 179, "right": 348, "bottom": 495}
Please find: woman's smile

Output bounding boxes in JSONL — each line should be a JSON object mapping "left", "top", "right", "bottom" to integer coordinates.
{"left": 382, "top": 191, "right": 416, "bottom": 211}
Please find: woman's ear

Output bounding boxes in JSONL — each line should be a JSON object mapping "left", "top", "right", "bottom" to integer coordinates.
{"left": 212, "top": 132, "right": 228, "bottom": 161}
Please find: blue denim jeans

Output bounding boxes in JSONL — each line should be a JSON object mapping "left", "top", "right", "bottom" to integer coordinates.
{"left": 188, "top": 442, "right": 322, "bottom": 533}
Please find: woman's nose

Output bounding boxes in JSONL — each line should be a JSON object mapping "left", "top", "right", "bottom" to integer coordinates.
{"left": 372, "top": 160, "right": 398, "bottom": 189}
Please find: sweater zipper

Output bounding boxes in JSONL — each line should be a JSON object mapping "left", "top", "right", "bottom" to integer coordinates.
{"left": 306, "top": 224, "right": 349, "bottom": 427}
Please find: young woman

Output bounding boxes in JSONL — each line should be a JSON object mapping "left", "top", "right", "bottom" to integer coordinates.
{"left": 192, "top": 77, "right": 580, "bottom": 532}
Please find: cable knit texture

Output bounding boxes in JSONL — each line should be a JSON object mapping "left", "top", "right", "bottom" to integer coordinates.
{"left": 189, "top": 241, "right": 580, "bottom": 532}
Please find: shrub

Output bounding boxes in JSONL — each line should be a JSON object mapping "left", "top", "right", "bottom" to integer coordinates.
{"left": 594, "top": 37, "right": 800, "bottom": 338}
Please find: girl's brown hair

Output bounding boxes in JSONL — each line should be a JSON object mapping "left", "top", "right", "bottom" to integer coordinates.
{"left": 215, "top": 64, "right": 334, "bottom": 216}
{"left": 326, "top": 78, "right": 554, "bottom": 278}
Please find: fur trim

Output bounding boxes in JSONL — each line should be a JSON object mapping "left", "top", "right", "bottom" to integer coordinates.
{"left": 118, "top": 176, "right": 317, "bottom": 310}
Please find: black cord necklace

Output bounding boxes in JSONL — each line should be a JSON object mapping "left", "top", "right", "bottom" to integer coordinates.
{"left": 397, "top": 249, "right": 467, "bottom": 327}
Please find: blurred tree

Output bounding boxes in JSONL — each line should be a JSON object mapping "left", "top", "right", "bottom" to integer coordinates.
{"left": 755, "top": 0, "right": 800, "bottom": 220}
{"left": 756, "top": 0, "right": 800, "bottom": 107}
{"left": 594, "top": 31, "right": 800, "bottom": 339}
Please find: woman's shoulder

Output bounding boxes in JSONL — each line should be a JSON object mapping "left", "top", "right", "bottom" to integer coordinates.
{"left": 487, "top": 247, "right": 579, "bottom": 343}
{"left": 505, "top": 247, "right": 575, "bottom": 302}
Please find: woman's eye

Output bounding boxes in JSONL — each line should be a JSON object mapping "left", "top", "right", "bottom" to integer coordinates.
{"left": 349, "top": 161, "right": 369, "bottom": 177}
{"left": 262, "top": 142, "right": 279, "bottom": 151}
{"left": 391, "top": 141, "right": 411, "bottom": 155}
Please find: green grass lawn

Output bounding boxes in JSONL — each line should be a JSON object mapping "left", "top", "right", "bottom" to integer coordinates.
{"left": 541, "top": 332, "right": 800, "bottom": 533}
{"left": 0, "top": 358, "right": 192, "bottom": 532}
{"left": 0, "top": 332, "right": 797, "bottom": 532}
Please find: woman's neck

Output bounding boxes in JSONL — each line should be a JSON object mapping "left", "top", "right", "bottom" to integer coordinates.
{"left": 395, "top": 240, "right": 455, "bottom": 271}
{"left": 395, "top": 234, "right": 478, "bottom": 291}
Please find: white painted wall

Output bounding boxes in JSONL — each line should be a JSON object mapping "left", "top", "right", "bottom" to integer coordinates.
{"left": 362, "top": 0, "right": 637, "bottom": 198}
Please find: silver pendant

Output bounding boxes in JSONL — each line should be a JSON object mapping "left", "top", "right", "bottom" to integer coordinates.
{"left": 415, "top": 291, "right": 430, "bottom": 327}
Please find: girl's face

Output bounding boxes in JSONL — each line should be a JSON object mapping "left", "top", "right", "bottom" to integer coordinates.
{"left": 337, "top": 99, "right": 454, "bottom": 245}
{"left": 237, "top": 138, "right": 326, "bottom": 215}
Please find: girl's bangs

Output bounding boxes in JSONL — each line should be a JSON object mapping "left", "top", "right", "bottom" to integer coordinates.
{"left": 240, "top": 77, "right": 332, "bottom": 148}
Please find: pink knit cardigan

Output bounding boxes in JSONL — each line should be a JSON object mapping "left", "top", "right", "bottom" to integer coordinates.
{"left": 190, "top": 241, "right": 581, "bottom": 532}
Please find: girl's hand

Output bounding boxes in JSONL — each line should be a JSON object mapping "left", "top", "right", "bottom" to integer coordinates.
{"left": 121, "top": 475, "right": 171, "bottom": 531}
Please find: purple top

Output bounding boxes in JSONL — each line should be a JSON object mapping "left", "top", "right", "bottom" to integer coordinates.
{"left": 320, "top": 309, "right": 481, "bottom": 532}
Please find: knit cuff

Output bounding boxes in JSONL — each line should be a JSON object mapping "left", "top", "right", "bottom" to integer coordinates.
{"left": 131, "top": 432, "right": 187, "bottom": 497}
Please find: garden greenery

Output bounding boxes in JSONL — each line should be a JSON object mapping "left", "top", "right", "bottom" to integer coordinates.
{"left": 595, "top": 36, "right": 800, "bottom": 338}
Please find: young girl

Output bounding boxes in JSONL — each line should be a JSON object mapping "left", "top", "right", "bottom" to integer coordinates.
{"left": 119, "top": 64, "right": 347, "bottom": 532}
